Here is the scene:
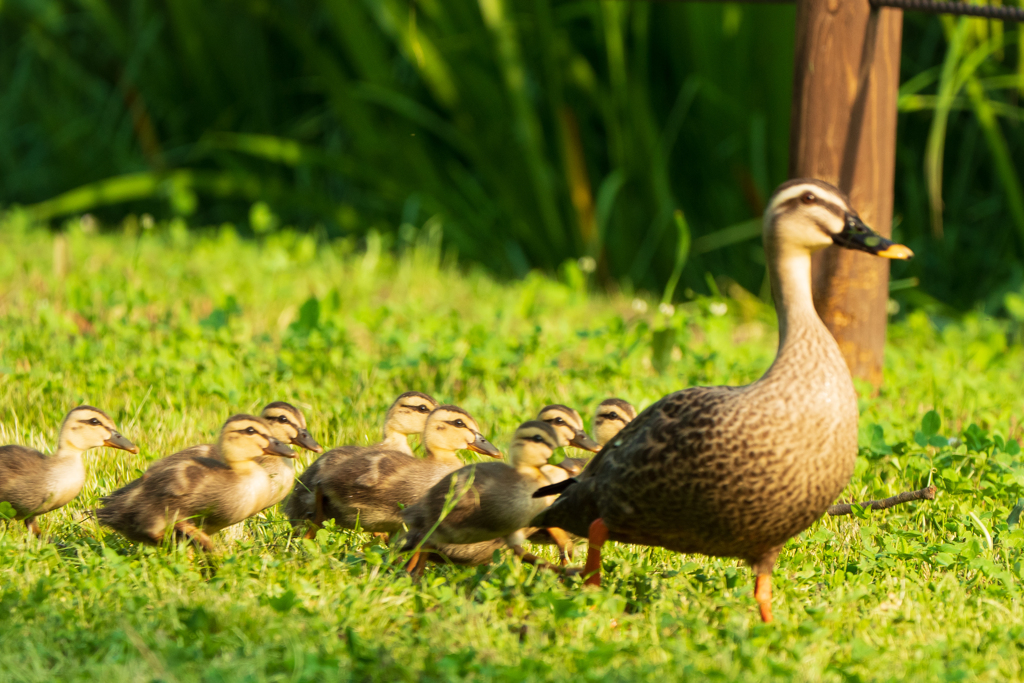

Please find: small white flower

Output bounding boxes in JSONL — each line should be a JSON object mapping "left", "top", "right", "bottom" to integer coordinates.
{"left": 577, "top": 256, "right": 597, "bottom": 273}
{"left": 141, "top": 214, "right": 155, "bottom": 230}
{"left": 948, "top": 437, "right": 961, "bottom": 448}
{"left": 79, "top": 214, "right": 97, "bottom": 234}
{"left": 709, "top": 302, "right": 728, "bottom": 317}
{"left": 632, "top": 298, "right": 648, "bottom": 314}
{"left": 658, "top": 302, "right": 675, "bottom": 317}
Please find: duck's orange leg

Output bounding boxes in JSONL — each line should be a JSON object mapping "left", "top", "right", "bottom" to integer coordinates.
{"left": 546, "top": 527, "right": 573, "bottom": 565}
{"left": 583, "top": 519, "right": 608, "bottom": 587}
{"left": 755, "top": 574, "right": 773, "bottom": 623}
{"left": 405, "top": 550, "right": 429, "bottom": 577}
{"left": 510, "top": 544, "right": 557, "bottom": 572}
{"left": 173, "top": 520, "right": 214, "bottom": 553}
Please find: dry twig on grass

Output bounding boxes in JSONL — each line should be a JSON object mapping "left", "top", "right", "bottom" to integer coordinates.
{"left": 826, "top": 486, "right": 937, "bottom": 516}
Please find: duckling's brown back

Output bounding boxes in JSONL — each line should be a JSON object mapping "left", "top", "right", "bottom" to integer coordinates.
{"left": 315, "top": 447, "right": 463, "bottom": 533}
{"left": 0, "top": 446, "right": 51, "bottom": 517}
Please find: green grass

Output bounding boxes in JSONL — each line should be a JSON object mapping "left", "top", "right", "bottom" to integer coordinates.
{"left": 1, "top": 218, "right": 1024, "bottom": 681}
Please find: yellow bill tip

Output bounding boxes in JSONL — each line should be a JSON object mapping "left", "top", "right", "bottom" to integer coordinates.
{"left": 877, "top": 243, "right": 914, "bottom": 260}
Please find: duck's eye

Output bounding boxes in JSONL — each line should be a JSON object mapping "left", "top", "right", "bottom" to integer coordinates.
{"left": 532, "top": 435, "right": 546, "bottom": 443}
{"left": 801, "top": 192, "right": 816, "bottom": 205}
{"left": 89, "top": 418, "right": 101, "bottom": 426}
{"left": 245, "top": 427, "right": 256, "bottom": 435}
{"left": 279, "top": 416, "right": 290, "bottom": 423}
{"left": 418, "top": 405, "right": 430, "bottom": 413}
{"left": 554, "top": 418, "right": 565, "bottom": 425}
{"left": 453, "top": 420, "right": 466, "bottom": 428}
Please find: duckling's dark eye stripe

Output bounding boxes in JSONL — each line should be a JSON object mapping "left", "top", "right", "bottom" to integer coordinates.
{"left": 599, "top": 412, "right": 625, "bottom": 422}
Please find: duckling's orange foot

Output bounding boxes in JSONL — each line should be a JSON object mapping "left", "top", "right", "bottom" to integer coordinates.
{"left": 405, "top": 551, "right": 428, "bottom": 577}
{"left": 583, "top": 518, "right": 609, "bottom": 587}
{"left": 755, "top": 574, "right": 773, "bottom": 623}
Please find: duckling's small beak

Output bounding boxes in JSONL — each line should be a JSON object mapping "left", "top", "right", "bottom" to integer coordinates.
{"left": 294, "top": 429, "right": 323, "bottom": 453}
{"left": 468, "top": 432, "right": 502, "bottom": 458}
{"left": 833, "top": 213, "right": 914, "bottom": 260}
{"left": 264, "top": 438, "right": 297, "bottom": 458}
{"left": 556, "top": 457, "right": 585, "bottom": 475}
{"left": 104, "top": 432, "right": 139, "bottom": 454}
{"left": 570, "top": 429, "right": 601, "bottom": 453}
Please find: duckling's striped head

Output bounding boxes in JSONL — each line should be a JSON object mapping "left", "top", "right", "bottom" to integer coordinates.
{"left": 764, "top": 179, "right": 912, "bottom": 260}
{"left": 261, "top": 401, "right": 322, "bottom": 453}
{"left": 59, "top": 405, "right": 138, "bottom": 454}
{"left": 509, "top": 421, "right": 561, "bottom": 469}
{"left": 218, "top": 414, "right": 295, "bottom": 464}
{"left": 424, "top": 405, "right": 501, "bottom": 458}
{"left": 593, "top": 398, "right": 636, "bottom": 447}
{"left": 537, "top": 404, "right": 600, "bottom": 452}
{"left": 384, "top": 391, "right": 439, "bottom": 439}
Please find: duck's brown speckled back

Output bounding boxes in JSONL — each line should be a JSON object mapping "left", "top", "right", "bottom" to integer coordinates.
{"left": 542, "top": 306, "right": 857, "bottom": 570}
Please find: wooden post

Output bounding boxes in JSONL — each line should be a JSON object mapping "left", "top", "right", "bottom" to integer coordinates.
{"left": 789, "top": 0, "right": 903, "bottom": 388}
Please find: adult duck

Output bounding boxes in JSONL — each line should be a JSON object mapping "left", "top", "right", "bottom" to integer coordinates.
{"left": 533, "top": 179, "right": 912, "bottom": 622}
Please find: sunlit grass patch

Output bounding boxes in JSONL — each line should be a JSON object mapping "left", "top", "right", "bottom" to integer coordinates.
{"left": 1, "top": 223, "right": 1023, "bottom": 681}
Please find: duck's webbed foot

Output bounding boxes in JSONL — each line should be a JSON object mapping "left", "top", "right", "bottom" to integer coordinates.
{"left": 509, "top": 543, "right": 558, "bottom": 571}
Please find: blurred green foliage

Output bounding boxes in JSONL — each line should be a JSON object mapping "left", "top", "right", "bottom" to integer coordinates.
{"left": 2, "top": 1, "right": 1024, "bottom": 310}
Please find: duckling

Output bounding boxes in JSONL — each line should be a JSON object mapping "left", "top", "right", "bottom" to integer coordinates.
{"left": 138, "top": 402, "right": 321, "bottom": 512}
{"left": 378, "top": 392, "right": 439, "bottom": 454}
{"left": 402, "top": 421, "right": 574, "bottom": 573}
{"left": 253, "top": 402, "right": 322, "bottom": 509}
{"left": 97, "top": 415, "right": 295, "bottom": 551}
{"left": 0, "top": 406, "right": 137, "bottom": 536}
{"left": 593, "top": 398, "right": 637, "bottom": 447}
{"left": 525, "top": 404, "right": 602, "bottom": 561}
{"left": 283, "top": 392, "right": 436, "bottom": 528}
{"left": 533, "top": 179, "right": 913, "bottom": 622}
{"left": 286, "top": 405, "right": 500, "bottom": 536}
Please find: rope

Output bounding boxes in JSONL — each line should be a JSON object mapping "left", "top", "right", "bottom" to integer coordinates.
{"left": 869, "top": 0, "right": 1024, "bottom": 21}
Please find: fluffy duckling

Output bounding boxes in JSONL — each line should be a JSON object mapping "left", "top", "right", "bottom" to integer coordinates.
{"left": 378, "top": 392, "right": 439, "bottom": 454}
{"left": 537, "top": 404, "right": 601, "bottom": 455}
{"left": 286, "top": 405, "right": 500, "bottom": 535}
{"left": 402, "top": 421, "right": 574, "bottom": 572}
{"left": 0, "top": 406, "right": 137, "bottom": 536}
{"left": 97, "top": 415, "right": 295, "bottom": 551}
{"left": 533, "top": 179, "right": 914, "bottom": 621}
{"left": 593, "top": 398, "right": 637, "bottom": 447}
{"left": 138, "top": 402, "right": 321, "bottom": 512}
{"left": 524, "top": 404, "right": 601, "bottom": 561}
{"left": 254, "top": 402, "right": 322, "bottom": 509}
{"left": 283, "top": 392, "right": 436, "bottom": 528}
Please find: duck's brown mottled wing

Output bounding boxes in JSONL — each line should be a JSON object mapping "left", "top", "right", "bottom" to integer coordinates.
{"left": 538, "top": 386, "right": 743, "bottom": 538}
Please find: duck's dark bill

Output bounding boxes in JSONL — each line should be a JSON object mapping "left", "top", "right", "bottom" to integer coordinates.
{"left": 470, "top": 433, "right": 502, "bottom": 458}
{"left": 570, "top": 430, "right": 601, "bottom": 452}
{"left": 833, "top": 213, "right": 914, "bottom": 260}
{"left": 104, "top": 432, "right": 139, "bottom": 454}
{"left": 296, "top": 430, "right": 323, "bottom": 453}
{"left": 265, "top": 439, "right": 297, "bottom": 458}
